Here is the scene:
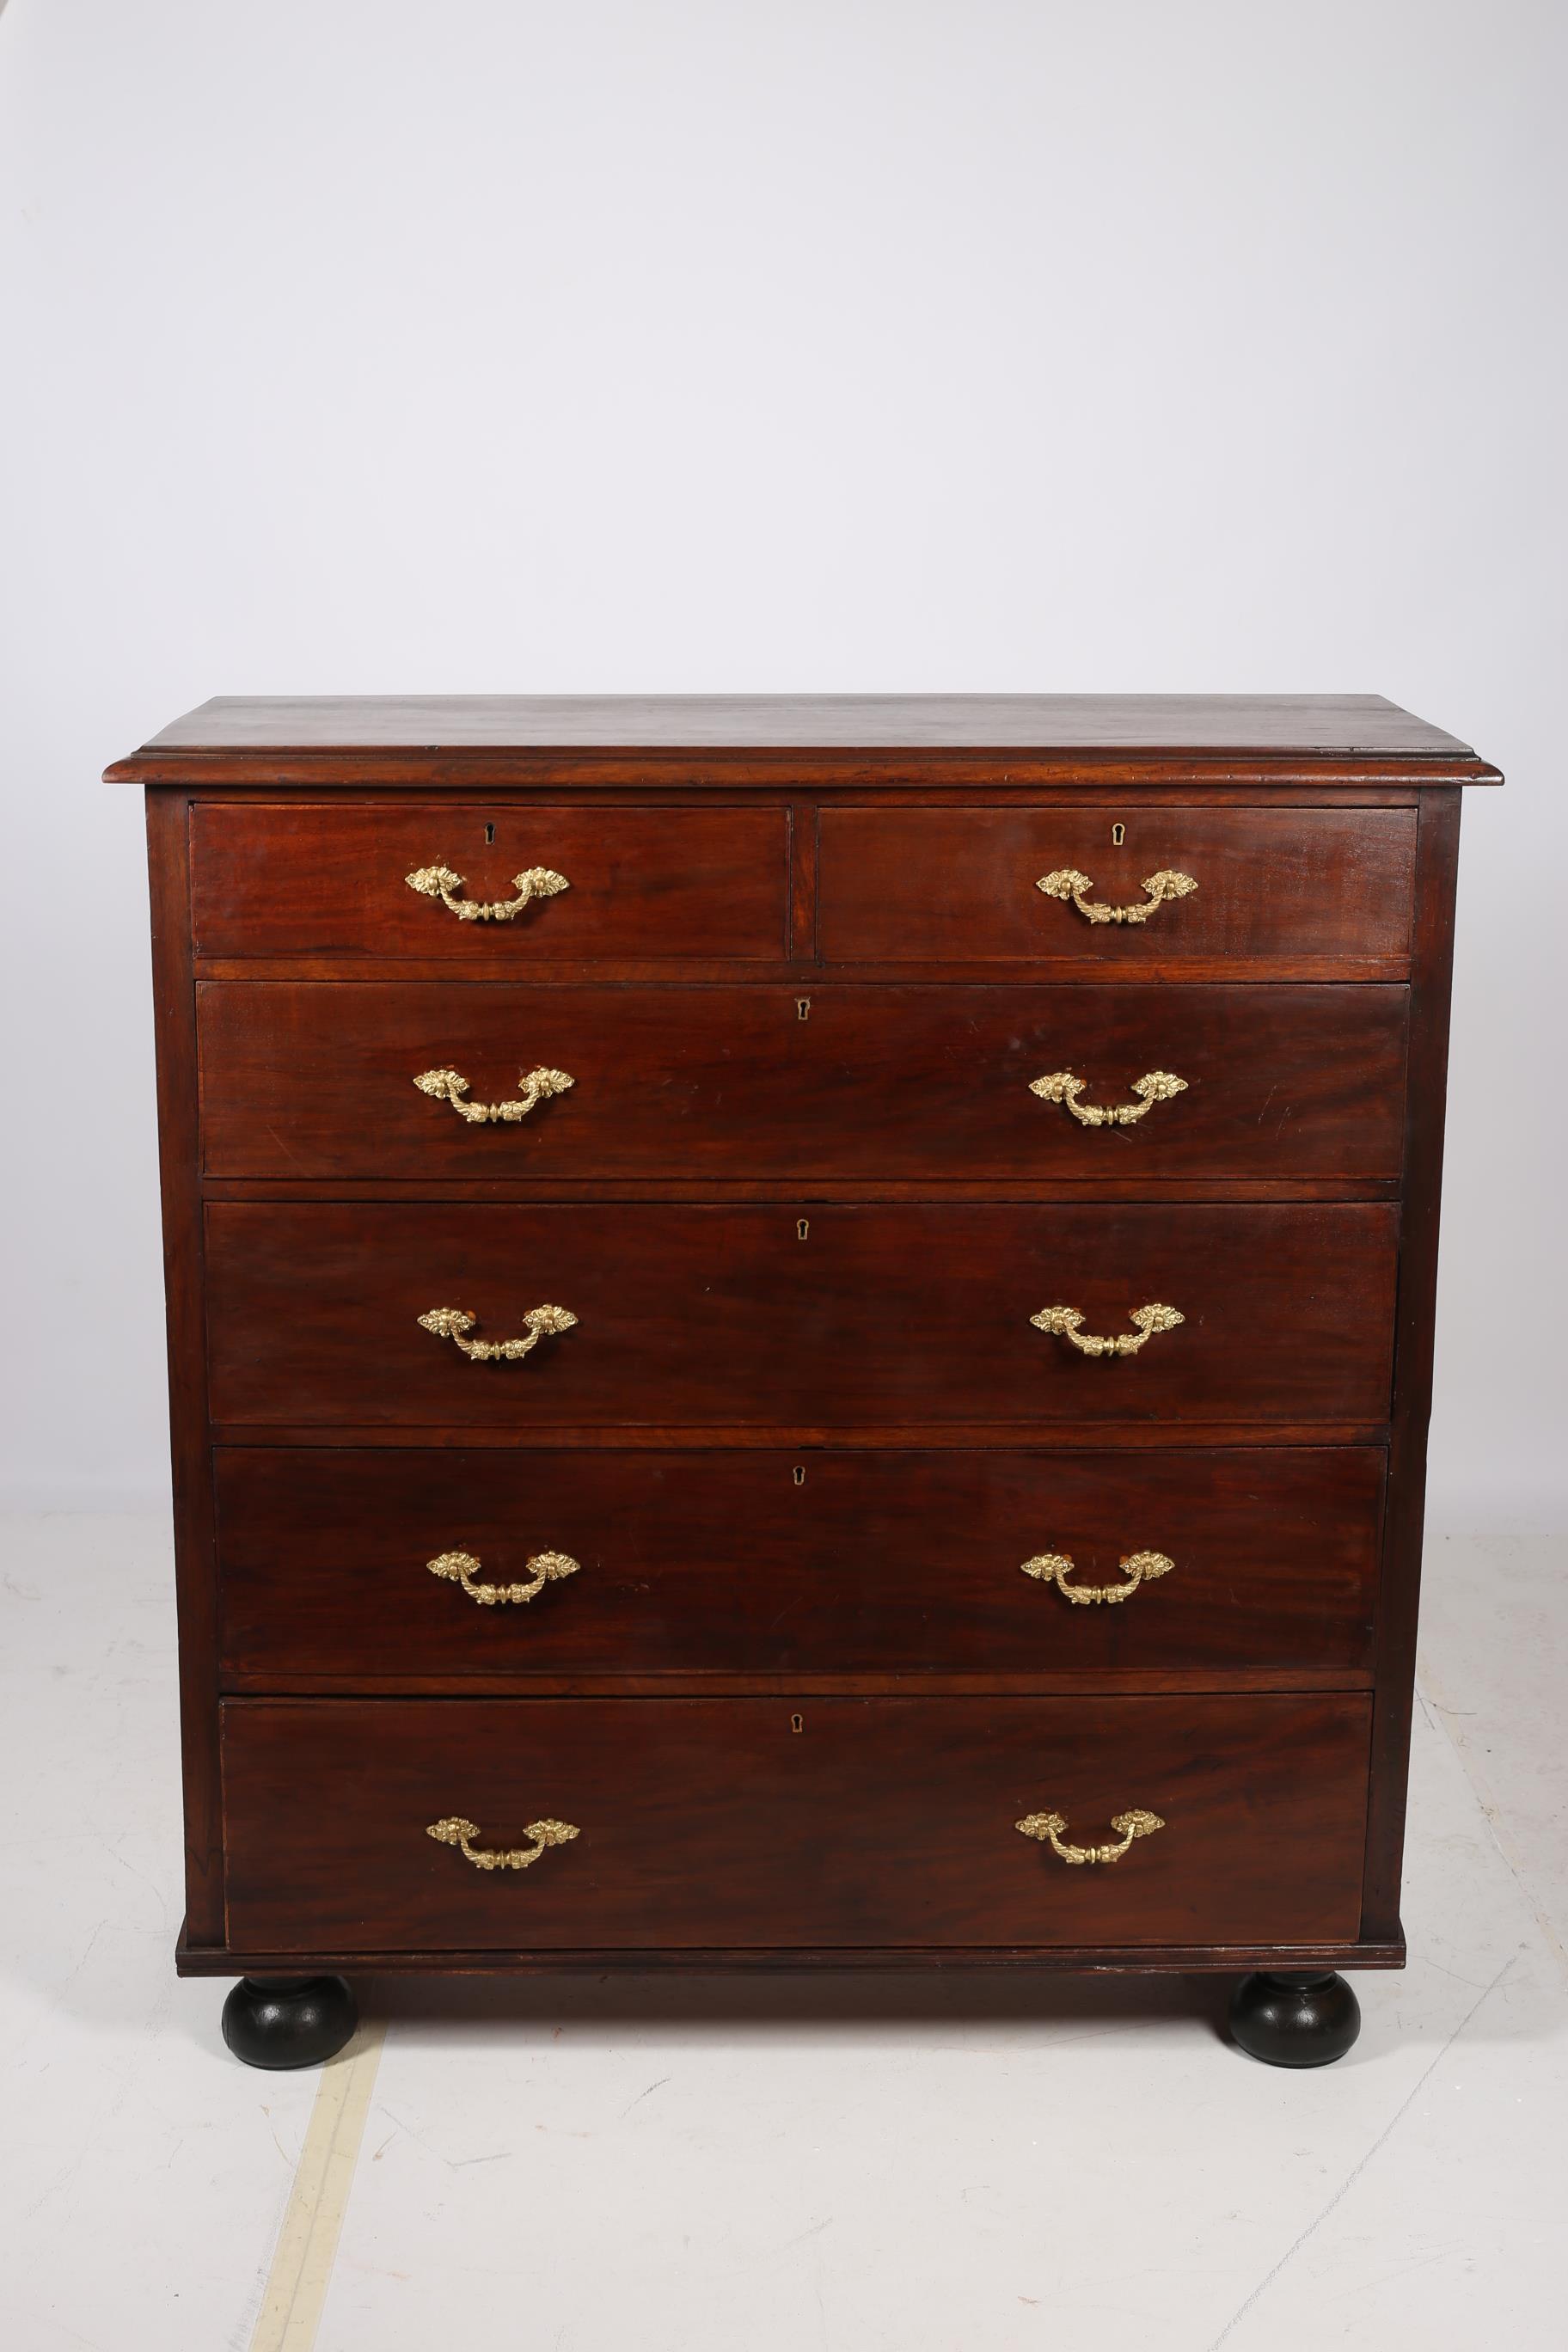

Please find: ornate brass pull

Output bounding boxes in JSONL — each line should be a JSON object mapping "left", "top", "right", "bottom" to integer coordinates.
{"left": 1030, "top": 1070, "right": 1187, "bottom": 1128}
{"left": 426, "top": 1815, "right": 579, "bottom": 1871}
{"left": 1015, "top": 1808, "right": 1165, "bottom": 1865}
{"left": 1031, "top": 1303, "right": 1183, "bottom": 1358}
{"left": 405, "top": 864, "right": 570, "bottom": 922}
{"left": 417, "top": 1304, "right": 578, "bottom": 1361}
{"left": 413, "top": 1066, "right": 575, "bottom": 1124}
{"left": 1037, "top": 868, "right": 1196, "bottom": 926}
{"left": 427, "top": 1548, "right": 580, "bottom": 1607}
{"left": 1020, "top": 1550, "right": 1174, "bottom": 1605}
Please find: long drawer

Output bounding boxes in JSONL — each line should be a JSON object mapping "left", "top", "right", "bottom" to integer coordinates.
{"left": 205, "top": 1202, "right": 1400, "bottom": 1428}
{"left": 819, "top": 806, "right": 1418, "bottom": 965}
{"left": 221, "top": 1694, "right": 1372, "bottom": 1951}
{"left": 197, "top": 981, "right": 1409, "bottom": 1179}
{"left": 215, "top": 1446, "right": 1383, "bottom": 1683}
{"left": 190, "top": 803, "right": 789, "bottom": 959}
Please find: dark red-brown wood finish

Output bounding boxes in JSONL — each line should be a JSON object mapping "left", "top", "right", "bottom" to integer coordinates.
{"left": 818, "top": 806, "right": 1420, "bottom": 964}
{"left": 197, "top": 981, "right": 1409, "bottom": 1181}
{"left": 189, "top": 803, "right": 791, "bottom": 959}
{"left": 145, "top": 793, "right": 224, "bottom": 1944}
{"left": 214, "top": 1445, "right": 1384, "bottom": 1687}
{"left": 221, "top": 1694, "right": 1373, "bottom": 1952}
{"left": 115, "top": 695, "right": 1491, "bottom": 2065}
{"left": 202, "top": 1201, "right": 1400, "bottom": 1430}
{"left": 112, "top": 689, "right": 1493, "bottom": 763}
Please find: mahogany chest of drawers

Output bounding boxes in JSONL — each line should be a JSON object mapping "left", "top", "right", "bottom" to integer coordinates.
{"left": 111, "top": 694, "right": 1498, "bottom": 2069}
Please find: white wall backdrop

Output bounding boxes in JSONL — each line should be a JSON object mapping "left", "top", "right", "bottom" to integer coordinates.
{"left": 2, "top": 0, "right": 1563, "bottom": 1519}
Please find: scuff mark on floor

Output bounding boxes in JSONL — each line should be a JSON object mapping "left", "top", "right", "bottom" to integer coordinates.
{"left": 621, "top": 2073, "right": 672, "bottom": 2117}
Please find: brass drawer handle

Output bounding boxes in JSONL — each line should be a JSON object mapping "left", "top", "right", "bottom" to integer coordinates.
{"left": 417, "top": 1304, "right": 578, "bottom": 1361}
{"left": 1020, "top": 1550, "right": 1174, "bottom": 1604}
{"left": 1031, "top": 1070, "right": 1187, "bottom": 1128}
{"left": 426, "top": 1815, "right": 579, "bottom": 1871}
{"left": 427, "top": 1548, "right": 580, "bottom": 1607}
{"left": 1031, "top": 1303, "right": 1183, "bottom": 1358}
{"left": 413, "top": 1065, "right": 575, "bottom": 1124}
{"left": 1037, "top": 867, "right": 1196, "bottom": 926}
{"left": 405, "top": 863, "right": 570, "bottom": 922}
{"left": 1016, "top": 1808, "right": 1165, "bottom": 1865}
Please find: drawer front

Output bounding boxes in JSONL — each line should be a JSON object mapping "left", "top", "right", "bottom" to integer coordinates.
{"left": 819, "top": 807, "right": 1418, "bottom": 965}
{"left": 216, "top": 1446, "right": 1383, "bottom": 1683}
{"left": 221, "top": 1694, "right": 1372, "bottom": 1951}
{"left": 189, "top": 804, "right": 789, "bottom": 959}
{"left": 198, "top": 981, "right": 1408, "bottom": 1180}
{"left": 205, "top": 1202, "right": 1399, "bottom": 1428}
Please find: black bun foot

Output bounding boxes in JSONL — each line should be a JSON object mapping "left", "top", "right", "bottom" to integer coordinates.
{"left": 222, "top": 1975, "right": 358, "bottom": 2069}
{"left": 1228, "top": 1969, "right": 1361, "bottom": 2067}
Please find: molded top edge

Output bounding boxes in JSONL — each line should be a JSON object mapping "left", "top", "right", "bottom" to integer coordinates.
{"left": 107, "top": 694, "right": 1499, "bottom": 781}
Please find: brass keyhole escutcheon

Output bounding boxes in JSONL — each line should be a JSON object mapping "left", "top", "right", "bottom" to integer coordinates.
{"left": 484, "top": 821, "right": 496, "bottom": 844}
{"left": 797, "top": 1218, "right": 810, "bottom": 1240}
{"left": 1112, "top": 822, "right": 1125, "bottom": 845}
{"left": 790, "top": 1712, "right": 804, "bottom": 1734}
{"left": 797, "top": 996, "right": 811, "bottom": 1020}
{"left": 793, "top": 1465, "right": 805, "bottom": 1486}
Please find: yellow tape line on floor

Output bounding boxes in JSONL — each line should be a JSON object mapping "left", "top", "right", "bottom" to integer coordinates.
{"left": 248, "top": 2017, "right": 387, "bottom": 2352}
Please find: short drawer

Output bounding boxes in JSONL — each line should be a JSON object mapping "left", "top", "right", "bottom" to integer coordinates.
{"left": 189, "top": 803, "right": 789, "bottom": 959}
{"left": 216, "top": 1445, "right": 1382, "bottom": 1686}
{"left": 818, "top": 806, "right": 1418, "bottom": 965}
{"left": 221, "top": 1693, "right": 1372, "bottom": 1951}
{"left": 197, "top": 981, "right": 1409, "bottom": 1180}
{"left": 204, "top": 1202, "right": 1400, "bottom": 1429}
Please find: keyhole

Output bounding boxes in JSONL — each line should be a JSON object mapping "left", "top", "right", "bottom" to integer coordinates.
{"left": 484, "top": 822, "right": 495, "bottom": 845}
{"left": 797, "top": 997, "right": 811, "bottom": 1020}
{"left": 1112, "top": 822, "right": 1125, "bottom": 846}
{"left": 793, "top": 1465, "right": 805, "bottom": 1487}
{"left": 797, "top": 1218, "right": 810, "bottom": 1240}
{"left": 790, "top": 1713, "right": 804, "bottom": 1734}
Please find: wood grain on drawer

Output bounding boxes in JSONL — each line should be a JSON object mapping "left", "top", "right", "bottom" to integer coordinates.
{"left": 819, "top": 807, "right": 1418, "bottom": 964}
{"left": 198, "top": 981, "right": 1408, "bottom": 1180}
{"left": 216, "top": 1445, "right": 1383, "bottom": 1685}
{"left": 189, "top": 805, "right": 788, "bottom": 959}
{"left": 204, "top": 1202, "right": 1399, "bottom": 1429}
{"left": 221, "top": 1694, "right": 1372, "bottom": 1951}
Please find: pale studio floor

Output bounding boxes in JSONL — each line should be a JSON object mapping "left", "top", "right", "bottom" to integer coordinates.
{"left": 3, "top": 1516, "right": 1565, "bottom": 2352}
